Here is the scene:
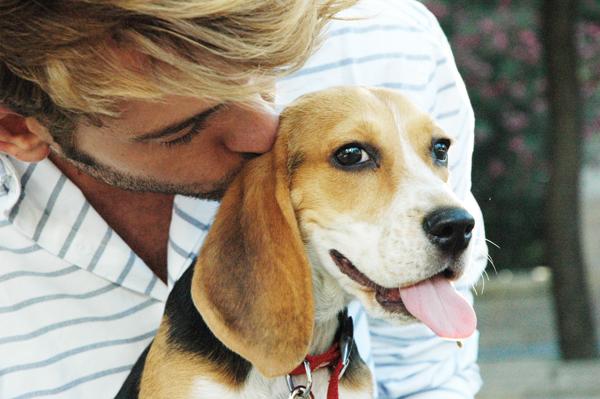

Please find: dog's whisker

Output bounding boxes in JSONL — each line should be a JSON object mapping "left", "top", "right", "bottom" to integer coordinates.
{"left": 482, "top": 269, "right": 490, "bottom": 281}
{"left": 479, "top": 274, "right": 486, "bottom": 294}
{"left": 485, "top": 238, "right": 501, "bottom": 249}
{"left": 486, "top": 254, "right": 498, "bottom": 275}
{"left": 471, "top": 273, "right": 486, "bottom": 296}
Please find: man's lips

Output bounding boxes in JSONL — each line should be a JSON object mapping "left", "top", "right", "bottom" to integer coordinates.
{"left": 329, "top": 249, "right": 408, "bottom": 313}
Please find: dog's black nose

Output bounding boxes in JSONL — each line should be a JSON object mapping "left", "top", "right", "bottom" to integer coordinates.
{"left": 423, "top": 207, "right": 475, "bottom": 254}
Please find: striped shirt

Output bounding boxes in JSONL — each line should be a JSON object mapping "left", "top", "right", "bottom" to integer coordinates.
{"left": 0, "top": 1, "right": 487, "bottom": 398}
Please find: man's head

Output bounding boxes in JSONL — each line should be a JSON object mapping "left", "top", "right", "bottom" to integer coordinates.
{"left": 0, "top": 0, "right": 355, "bottom": 199}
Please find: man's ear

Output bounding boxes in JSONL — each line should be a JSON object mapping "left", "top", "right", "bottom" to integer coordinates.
{"left": 0, "top": 106, "right": 52, "bottom": 162}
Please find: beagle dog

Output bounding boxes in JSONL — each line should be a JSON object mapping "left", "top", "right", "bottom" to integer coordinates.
{"left": 116, "top": 86, "right": 477, "bottom": 399}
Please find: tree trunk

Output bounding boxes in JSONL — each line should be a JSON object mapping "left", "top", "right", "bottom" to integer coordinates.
{"left": 542, "top": 0, "right": 598, "bottom": 359}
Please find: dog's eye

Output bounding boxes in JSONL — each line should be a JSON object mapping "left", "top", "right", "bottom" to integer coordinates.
{"left": 333, "top": 144, "right": 373, "bottom": 168}
{"left": 432, "top": 139, "right": 451, "bottom": 164}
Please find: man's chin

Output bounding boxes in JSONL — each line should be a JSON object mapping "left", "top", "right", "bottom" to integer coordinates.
{"left": 57, "top": 153, "right": 239, "bottom": 201}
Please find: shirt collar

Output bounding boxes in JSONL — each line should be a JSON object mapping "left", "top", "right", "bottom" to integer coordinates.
{"left": 0, "top": 155, "right": 215, "bottom": 301}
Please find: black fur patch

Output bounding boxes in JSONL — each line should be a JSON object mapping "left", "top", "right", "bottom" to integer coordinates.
{"left": 287, "top": 151, "right": 305, "bottom": 175}
{"left": 336, "top": 310, "right": 368, "bottom": 388}
{"left": 164, "top": 263, "right": 252, "bottom": 385}
{"left": 116, "top": 264, "right": 251, "bottom": 397}
{"left": 339, "top": 337, "right": 368, "bottom": 387}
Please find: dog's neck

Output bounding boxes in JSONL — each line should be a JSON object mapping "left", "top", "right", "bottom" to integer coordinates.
{"left": 309, "top": 314, "right": 341, "bottom": 355}
{"left": 308, "top": 265, "right": 353, "bottom": 355}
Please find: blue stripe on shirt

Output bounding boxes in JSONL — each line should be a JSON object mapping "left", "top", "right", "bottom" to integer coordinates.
{"left": 58, "top": 202, "right": 91, "bottom": 258}
{"left": 285, "top": 52, "right": 432, "bottom": 79}
{"left": 169, "top": 237, "right": 193, "bottom": 259}
{"left": 0, "top": 283, "right": 118, "bottom": 313}
{"left": 88, "top": 227, "right": 113, "bottom": 272}
{"left": 0, "top": 244, "right": 41, "bottom": 254}
{"left": 0, "top": 299, "right": 157, "bottom": 346}
{"left": 8, "top": 163, "right": 37, "bottom": 222}
{"left": 116, "top": 251, "right": 137, "bottom": 285}
{"left": 32, "top": 175, "right": 67, "bottom": 242}
{"left": 12, "top": 365, "right": 134, "bottom": 399}
{"left": 144, "top": 275, "right": 159, "bottom": 296}
{"left": 173, "top": 203, "right": 210, "bottom": 230}
{"left": 328, "top": 23, "right": 424, "bottom": 38}
{"left": 0, "top": 265, "right": 78, "bottom": 284}
{"left": 0, "top": 330, "right": 156, "bottom": 377}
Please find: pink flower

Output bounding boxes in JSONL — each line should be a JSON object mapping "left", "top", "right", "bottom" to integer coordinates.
{"left": 427, "top": 2, "right": 449, "bottom": 19}
{"left": 521, "top": 151, "right": 535, "bottom": 167}
{"left": 489, "top": 159, "right": 506, "bottom": 179}
{"left": 504, "top": 112, "right": 529, "bottom": 132}
{"left": 509, "top": 136, "right": 526, "bottom": 153}
{"left": 480, "top": 84, "right": 497, "bottom": 99}
{"left": 510, "top": 82, "right": 527, "bottom": 99}
{"left": 480, "top": 18, "right": 496, "bottom": 35}
{"left": 455, "top": 34, "right": 481, "bottom": 48}
{"left": 519, "top": 30, "right": 539, "bottom": 48}
{"left": 492, "top": 31, "right": 509, "bottom": 51}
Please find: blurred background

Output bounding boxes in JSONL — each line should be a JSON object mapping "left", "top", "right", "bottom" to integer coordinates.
{"left": 420, "top": 0, "right": 600, "bottom": 397}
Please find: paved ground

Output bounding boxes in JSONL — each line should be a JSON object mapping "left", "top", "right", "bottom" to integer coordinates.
{"left": 474, "top": 166, "right": 600, "bottom": 399}
{"left": 475, "top": 271, "right": 600, "bottom": 399}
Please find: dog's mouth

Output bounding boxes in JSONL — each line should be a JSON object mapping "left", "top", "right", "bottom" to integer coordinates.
{"left": 329, "top": 249, "right": 477, "bottom": 340}
{"left": 329, "top": 249, "right": 409, "bottom": 313}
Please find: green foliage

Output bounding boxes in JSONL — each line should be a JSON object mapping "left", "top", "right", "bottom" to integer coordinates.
{"left": 422, "top": 0, "right": 600, "bottom": 270}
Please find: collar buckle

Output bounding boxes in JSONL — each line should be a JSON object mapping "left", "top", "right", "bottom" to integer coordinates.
{"left": 338, "top": 310, "right": 354, "bottom": 379}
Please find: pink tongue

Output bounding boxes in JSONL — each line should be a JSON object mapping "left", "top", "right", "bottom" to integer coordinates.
{"left": 399, "top": 275, "right": 477, "bottom": 339}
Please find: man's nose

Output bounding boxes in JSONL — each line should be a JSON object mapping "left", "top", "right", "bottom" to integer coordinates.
{"left": 223, "top": 99, "right": 279, "bottom": 155}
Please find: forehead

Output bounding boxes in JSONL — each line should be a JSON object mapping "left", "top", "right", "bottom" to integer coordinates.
{"left": 282, "top": 87, "right": 437, "bottom": 154}
{"left": 78, "top": 95, "right": 215, "bottom": 140}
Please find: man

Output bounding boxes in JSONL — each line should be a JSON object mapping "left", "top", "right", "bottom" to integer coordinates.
{"left": 0, "top": 0, "right": 487, "bottom": 397}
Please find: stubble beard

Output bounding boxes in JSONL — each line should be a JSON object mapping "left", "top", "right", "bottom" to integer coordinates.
{"left": 56, "top": 150, "right": 242, "bottom": 201}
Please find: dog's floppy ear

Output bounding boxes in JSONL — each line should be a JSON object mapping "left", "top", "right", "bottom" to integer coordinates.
{"left": 191, "top": 135, "right": 314, "bottom": 378}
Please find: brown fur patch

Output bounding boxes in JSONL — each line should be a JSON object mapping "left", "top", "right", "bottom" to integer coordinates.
{"left": 140, "top": 318, "right": 240, "bottom": 398}
{"left": 339, "top": 343, "right": 373, "bottom": 392}
{"left": 191, "top": 136, "right": 315, "bottom": 378}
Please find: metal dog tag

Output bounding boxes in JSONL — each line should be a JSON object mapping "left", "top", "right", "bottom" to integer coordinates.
{"left": 286, "top": 361, "right": 313, "bottom": 399}
{"left": 288, "top": 386, "right": 311, "bottom": 399}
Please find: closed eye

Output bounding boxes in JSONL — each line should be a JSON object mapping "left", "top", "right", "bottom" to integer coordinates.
{"left": 162, "top": 120, "right": 206, "bottom": 147}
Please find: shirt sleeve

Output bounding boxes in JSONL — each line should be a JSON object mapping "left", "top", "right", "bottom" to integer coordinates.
{"left": 365, "top": 2, "right": 488, "bottom": 398}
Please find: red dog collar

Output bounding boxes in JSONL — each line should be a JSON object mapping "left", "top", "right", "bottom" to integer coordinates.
{"left": 286, "top": 312, "right": 354, "bottom": 399}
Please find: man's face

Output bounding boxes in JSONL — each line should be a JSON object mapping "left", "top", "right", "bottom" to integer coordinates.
{"left": 59, "top": 94, "right": 279, "bottom": 200}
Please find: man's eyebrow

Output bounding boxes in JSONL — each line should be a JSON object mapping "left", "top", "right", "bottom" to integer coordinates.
{"left": 131, "top": 104, "right": 224, "bottom": 142}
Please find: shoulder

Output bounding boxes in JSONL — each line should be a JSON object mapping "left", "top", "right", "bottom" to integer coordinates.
{"left": 331, "top": 0, "right": 447, "bottom": 48}
{"left": 276, "top": 0, "right": 451, "bottom": 111}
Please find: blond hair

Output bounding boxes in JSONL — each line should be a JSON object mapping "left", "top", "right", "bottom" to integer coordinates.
{"left": 0, "top": 0, "right": 356, "bottom": 130}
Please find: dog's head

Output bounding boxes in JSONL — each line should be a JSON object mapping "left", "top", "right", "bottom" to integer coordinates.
{"left": 191, "top": 87, "right": 477, "bottom": 378}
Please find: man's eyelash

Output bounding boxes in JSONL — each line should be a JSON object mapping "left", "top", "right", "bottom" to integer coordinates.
{"left": 162, "top": 131, "right": 195, "bottom": 147}
{"left": 162, "top": 122, "right": 204, "bottom": 148}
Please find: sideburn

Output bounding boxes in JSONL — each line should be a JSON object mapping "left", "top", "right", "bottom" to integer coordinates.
{"left": 48, "top": 114, "right": 102, "bottom": 169}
